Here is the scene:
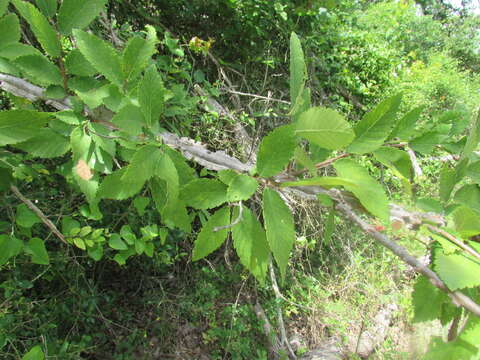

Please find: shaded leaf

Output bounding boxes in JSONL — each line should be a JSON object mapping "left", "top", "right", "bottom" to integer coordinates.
{"left": 257, "top": 124, "right": 297, "bottom": 177}
{"left": 434, "top": 249, "right": 480, "bottom": 290}
{"left": 65, "top": 49, "right": 97, "bottom": 77}
{"left": 0, "top": 235, "right": 23, "bottom": 266}
{"left": 373, "top": 147, "right": 412, "bottom": 179}
{"left": 138, "top": 66, "right": 165, "bottom": 126}
{"left": 0, "top": 110, "right": 50, "bottom": 146}
{"left": 289, "top": 32, "right": 306, "bottom": 108}
{"left": 26, "top": 237, "right": 49, "bottom": 265}
{"left": 58, "top": 0, "right": 107, "bottom": 35}
{"left": 390, "top": 106, "right": 424, "bottom": 140}
{"left": 14, "top": 54, "right": 62, "bottom": 86}
{"left": 412, "top": 275, "right": 449, "bottom": 323}
{"left": 192, "top": 206, "right": 230, "bottom": 261}
{"left": 35, "top": 0, "right": 57, "bottom": 17}
{"left": 98, "top": 168, "right": 144, "bottom": 200}
{"left": 180, "top": 179, "right": 228, "bottom": 210}
{"left": 14, "top": 128, "right": 70, "bottom": 158}
{"left": 16, "top": 203, "right": 41, "bottom": 228}
{"left": 226, "top": 174, "right": 258, "bottom": 202}
{"left": 0, "top": 14, "right": 20, "bottom": 47}
{"left": 122, "top": 25, "right": 157, "bottom": 82}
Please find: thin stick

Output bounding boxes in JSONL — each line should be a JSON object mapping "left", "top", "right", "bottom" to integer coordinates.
{"left": 269, "top": 262, "right": 297, "bottom": 359}
{"left": 225, "top": 89, "right": 291, "bottom": 104}
{"left": 335, "top": 200, "right": 480, "bottom": 317}
{"left": 10, "top": 185, "right": 67, "bottom": 244}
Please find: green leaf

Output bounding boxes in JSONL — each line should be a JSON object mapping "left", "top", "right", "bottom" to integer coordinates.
{"left": 226, "top": 174, "right": 258, "bottom": 202}
{"left": 334, "top": 159, "right": 390, "bottom": 222}
{"left": 347, "top": 94, "right": 403, "bottom": 154}
{"left": 14, "top": 54, "right": 62, "bottom": 86}
{"left": 416, "top": 197, "right": 443, "bottom": 214}
{"left": 109, "top": 234, "right": 128, "bottom": 250}
{"left": 0, "top": 235, "right": 23, "bottom": 266}
{"left": 138, "top": 66, "right": 165, "bottom": 126}
{"left": 0, "top": 14, "right": 20, "bottom": 47}
{"left": 180, "top": 179, "right": 228, "bottom": 210}
{"left": 0, "top": 110, "right": 50, "bottom": 146}
{"left": 423, "top": 337, "right": 476, "bottom": 360}
{"left": 88, "top": 245, "right": 103, "bottom": 261}
{"left": 73, "top": 29, "right": 124, "bottom": 86}
{"left": 257, "top": 124, "right": 297, "bottom": 177}
{"left": 35, "top": 0, "right": 57, "bottom": 17}
{"left": 98, "top": 168, "right": 144, "bottom": 200}
{"left": 73, "top": 237, "right": 86, "bottom": 250}
{"left": 12, "top": 0, "right": 61, "bottom": 58}
{"left": 434, "top": 249, "right": 480, "bottom": 290}
{"left": 323, "top": 210, "right": 335, "bottom": 245}
{"left": 453, "top": 184, "right": 480, "bottom": 214}
{"left": 411, "top": 275, "right": 448, "bottom": 323}
{"left": 0, "top": 0, "right": 8, "bottom": 16}
{"left": 22, "top": 345, "right": 45, "bottom": 360}
{"left": 65, "top": 49, "right": 97, "bottom": 77}
{"left": 232, "top": 206, "right": 270, "bottom": 284}
{"left": 133, "top": 196, "right": 150, "bottom": 216}
{"left": 263, "top": 188, "right": 295, "bottom": 281}
{"left": 0, "top": 43, "right": 41, "bottom": 60}
{"left": 409, "top": 132, "right": 443, "bottom": 154}
{"left": 289, "top": 32, "right": 306, "bottom": 108}
{"left": 14, "top": 128, "right": 70, "bottom": 158}
{"left": 111, "top": 104, "right": 145, "bottom": 136}
{"left": 291, "top": 87, "right": 311, "bottom": 122}
{"left": 280, "top": 176, "right": 357, "bottom": 189}
{"left": 122, "top": 25, "right": 157, "bottom": 82}
{"left": 58, "top": 0, "right": 107, "bottom": 35}
{"left": 295, "top": 107, "right": 354, "bottom": 150}
{"left": 373, "top": 147, "right": 412, "bottom": 179}
{"left": 16, "top": 203, "right": 41, "bottom": 228}
{"left": 439, "top": 166, "right": 456, "bottom": 203}
{"left": 192, "top": 206, "right": 230, "bottom": 261}
{"left": 389, "top": 106, "right": 424, "bottom": 141}
{"left": 294, "top": 146, "right": 317, "bottom": 176}
{"left": 26, "top": 237, "right": 49, "bottom": 265}
{"left": 122, "top": 145, "right": 161, "bottom": 184}
{"left": 466, "top": 160, "right": 480, "bottom": 184}
{"left": 451, "top": 206, "right": 480, "bottom": 237}
{"left": 120, "top": 225, "right": 136, "bottom": 245}
{"left": 70, "top": 126, "right": 92, "bottom": 162}
{"left": 462, "top": 111, "right": 480, "bottom": 160}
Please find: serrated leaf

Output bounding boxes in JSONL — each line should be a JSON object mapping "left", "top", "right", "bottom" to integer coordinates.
{"left": 390, "top": 106, "right": 424, "bottom": 140}
{"left": 35, "top": 0, "right": 56, "bottom": 17}
{"left": 0, "top": 43, "right": 40, "bottom": 60}
{"left": 0, "top": 235, "right": 23, "bottom": 266}
{"left": 109, "top": 234, "right": 127, "bottom": 250}
{"left": 226, "top": 174, "right": 258, "bottom": 202}
{"left": 289, "top": 32, "right": 306, "bottom": 108}
{"left": 0, "top": 110, "right": 50, "bottom": 146}
{"left": 294, "top": 146, "right": 316, "bottom": 176}
{"left": 218, "top": 169, "right": 238, "bottom": 185}
{"left": 122, "top": 26, "right": 157, "bottom": 82}
{"left": 439, "top": 166, "right": 456, "bottom": 203}
{"left": 453, "top": 184, "right": 480, "bottom": 214}
{"left": 111, "top": 104, "right": 145, "bottom": 136}
{"left": 334, "top": 159, "right": 390, "bottom": 222}
{"left": 409, "top": 132, "right": 443, "bottom": 154}
{"left": 98, "top": 168, "right": 144, "bottom": 200}
{"left": 26, "top": 237, "right": 49, "bottom": 265}
{"left": 412, "top": 275, "right": 449, "bottom": 323}
{"left": 295, "top": 107, "right": 354, "bottom": 150}
{"left": 164, "top": 147, "right": 196, "bottom": 186}
{"left": 22, "top": 345, "right": 45, "bottom": 360}
{"left": 74, "top": 29, "right": 124, "bottom": 86}
{"left": 347, "top": 94, "right": 402, "bottom": 154}
{"left": 434, "top": 250, "right": 480, "bottom": 290}
{"left": 257, "top": 124, "right": 297, "bottom": 177}
{"left": 263, "top": 188, "right": 295, "bottom": 281}
{"left": 192, "top": 206, "right": 230, "bottom": 261}
{"left": 58, "top": 0, "right": 107, "bottom": 35}
{"left": 451, "top": 206, "right": 480, "bottom": 237}
{"left": 281, "top": 176, "right": 357, "bottom": 189}
{"left": 12, "top": 0, "right": 61, "bottom": 57}
{"left": 14, "top": 54, "right": 62, "bottom": 86}
{"left": 0, "top": 14, "right": 20, "bottom": 47}
{"left": 138, "top": 66, "right": 165, "bottom": 126}
{"left": 122, "top": 145, "right": 161, "bottom": 184}
{"left": 44, "top": 85, "right": 66, "bottom": 99}
{"left": 373, "top": 147, "right": 412, "bottom": 179}
{"left": 14, "top": 128, "right": 69, "bottom": 158}
{"left": 232, "top": 206, "right": 269, "bottom": 284}
{"left": 0, "top": 57, "right": 20, "bottom": 76}
{"left": 65, "top": 49, "right": 97, "bottom": 76}
{"left": 462, "top": 111, "right": 480, "bottom": 160}
{"left": 180, "top": 179, "right": 228, "bottom": 210}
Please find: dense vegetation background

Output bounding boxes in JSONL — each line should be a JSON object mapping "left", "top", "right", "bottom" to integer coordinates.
{"left": 1, "top": 0, "right": 480, "bottom": 359}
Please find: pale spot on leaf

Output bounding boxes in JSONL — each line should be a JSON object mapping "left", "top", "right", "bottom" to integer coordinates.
{"left": 76, "top": 159, "right": 93, "bottom": 180}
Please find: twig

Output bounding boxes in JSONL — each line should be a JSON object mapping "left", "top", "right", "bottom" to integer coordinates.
{"left": 225, "top": 89, "right": 291, "bottom": 104}
{"left": 254, "top": 300, "right": 282, "bottom": 359}
{"left": 406, "top": 147, "right": 423, "bottom": 178}
{"left": 426, "top": 224, "right": 480, "bottom": 261}
{"left": 10, "top": 185, "right": 67, "bottom": 244}
{"left": 335, "top": 200, "right": 480, "bottom": 317}
{"left": 269, "top": 262, "right": 297, "bottom": 359}
{"left": 213, "top": 202, "right": 243, "bottom": 232}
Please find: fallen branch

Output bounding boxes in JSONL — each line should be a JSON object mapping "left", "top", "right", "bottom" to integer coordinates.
{"left": 10, "top": 185, "right": 67, "bottom": 245}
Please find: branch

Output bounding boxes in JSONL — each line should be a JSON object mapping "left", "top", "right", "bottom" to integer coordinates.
{"left": 10, "top": 185, "right": 67, "bottom": 245}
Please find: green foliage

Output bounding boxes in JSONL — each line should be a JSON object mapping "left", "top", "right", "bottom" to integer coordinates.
{"left": 58, "top": 0, "right": 107, "bottom": 35}
{"left": 256, "top": 124, "right": 296, "bottom": 177}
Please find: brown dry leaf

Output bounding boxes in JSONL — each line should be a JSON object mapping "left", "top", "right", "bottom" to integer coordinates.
{"left": 391, "top": 219, "right": 404, "bottom": 231}
{"left": 76, "top": 159, "right": 93, "bottom": 180}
